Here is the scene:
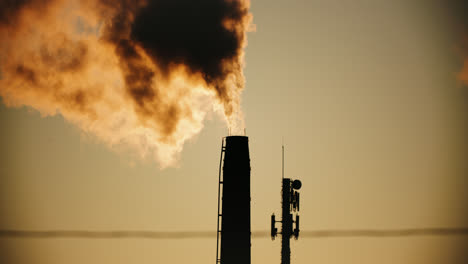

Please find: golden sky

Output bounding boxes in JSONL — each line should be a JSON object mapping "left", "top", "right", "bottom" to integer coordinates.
{"left": 1, "top": 0, "right": 468, "bottom": 263}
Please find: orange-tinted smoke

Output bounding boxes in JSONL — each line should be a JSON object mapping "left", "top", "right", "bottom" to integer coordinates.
{"left": 458, "top": 56, "right": 468, "bottom": 86}
{"left": 0, "top": 0, "right": 252, "bottom": 167}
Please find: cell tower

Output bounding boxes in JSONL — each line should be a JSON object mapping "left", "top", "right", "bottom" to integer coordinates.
{"left": 271, "top": 145, "right": 302, "bottom": 264}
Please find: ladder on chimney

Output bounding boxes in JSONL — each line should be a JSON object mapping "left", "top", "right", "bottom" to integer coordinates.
{"left": 216, "top": 137, "right": 226, "bottom": 264}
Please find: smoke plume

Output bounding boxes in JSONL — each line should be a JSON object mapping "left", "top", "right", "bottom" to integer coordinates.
{"left": 0, "top": 0, "right": 252, "bottom": 167}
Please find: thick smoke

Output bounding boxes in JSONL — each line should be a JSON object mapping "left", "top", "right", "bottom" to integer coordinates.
{"left": 0, "top": 0, "right": 252, "bottom": 167}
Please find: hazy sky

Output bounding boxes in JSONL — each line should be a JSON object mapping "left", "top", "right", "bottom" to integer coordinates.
{"left": 1, "top": 0, "right": 468, "bottom": 264}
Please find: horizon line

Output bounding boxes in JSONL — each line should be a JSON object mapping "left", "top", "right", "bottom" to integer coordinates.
{"left": 1, "top": 227, "right": 468, "bottom": 239}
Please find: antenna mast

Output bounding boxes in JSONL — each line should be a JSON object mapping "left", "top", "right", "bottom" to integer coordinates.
{"left": 282, "top": 140, "right": 284, "bottom": 179}
{"left": 271, "top": 140, "right": 302, "bottom": 264}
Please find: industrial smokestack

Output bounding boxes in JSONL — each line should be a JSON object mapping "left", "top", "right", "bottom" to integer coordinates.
{"left": 216, "top": 136, "right": 251, "bottom": 264}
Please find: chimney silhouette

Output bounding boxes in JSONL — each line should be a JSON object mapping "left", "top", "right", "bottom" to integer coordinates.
{"left": 216, "top": 136, "right": 251, "bottom": 264}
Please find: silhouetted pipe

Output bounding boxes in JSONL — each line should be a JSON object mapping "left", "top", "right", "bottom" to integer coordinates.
{"left": 220, "top": 136, "right": 251, "bottom": 264}
{"left": 1, "top": 228, "right": 468, "bottom": 239}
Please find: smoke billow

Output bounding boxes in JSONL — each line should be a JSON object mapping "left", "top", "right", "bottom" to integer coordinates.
{"left": 0, "top": 0, "right": 252, "bottom": 167}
